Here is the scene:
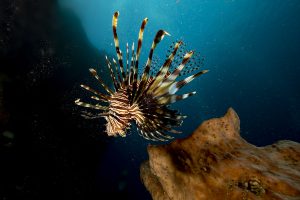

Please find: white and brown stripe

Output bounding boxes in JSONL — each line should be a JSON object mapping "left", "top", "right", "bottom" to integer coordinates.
{"left": 130, "top": 17, "right": 148, "bottom": 104}
{"left": 112, "top": 11, "right": 125, "bottom": 81}
{"left": 134, "top": 30, "right": 170, "bottom": 103}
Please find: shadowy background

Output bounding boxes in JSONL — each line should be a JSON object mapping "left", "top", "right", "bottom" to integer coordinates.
{"left": 0, "top": 0, "right": 151, "bottom": 199}
{"left": 1, "top": 0, "right": 300, "bottom": 200}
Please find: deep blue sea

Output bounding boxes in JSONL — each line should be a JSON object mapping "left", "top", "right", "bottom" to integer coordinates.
{"left": 55, "top": 0, "right": 300, "bottom": 199}
{"left": 1, "top": 0, "right": 299, "bottom": 199}
{"left": 56, "top": 0, "right": 300, "bottom": 199}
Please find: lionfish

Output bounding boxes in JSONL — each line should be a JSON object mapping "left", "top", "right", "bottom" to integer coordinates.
{"left": 75, "top": 11, "right": 208, "bottom": 141}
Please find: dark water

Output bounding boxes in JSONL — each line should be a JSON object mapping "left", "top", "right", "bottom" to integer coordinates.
{"left": 1, "top": 0, "right": 299, "bottom": 199}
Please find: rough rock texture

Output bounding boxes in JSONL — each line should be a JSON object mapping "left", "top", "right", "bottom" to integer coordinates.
{"left": 140, "top": 108, "right": 300, "bottom": 200}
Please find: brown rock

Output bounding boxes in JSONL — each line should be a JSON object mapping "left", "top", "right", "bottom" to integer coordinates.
{"left": 140, "top": 108, "right": 300, "bottom": 200}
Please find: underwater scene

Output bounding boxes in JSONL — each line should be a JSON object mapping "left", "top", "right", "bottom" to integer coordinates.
{"left": 1, "top": 0, "right": 300, "bottom": 199}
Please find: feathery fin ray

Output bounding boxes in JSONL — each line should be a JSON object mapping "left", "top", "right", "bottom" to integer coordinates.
{"left": 75, "top": 11, "right": 208, "bottom": 141}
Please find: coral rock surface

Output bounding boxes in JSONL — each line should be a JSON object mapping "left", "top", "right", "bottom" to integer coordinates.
{"left": 140, "top": 108, "right": 300, "bottom": 200}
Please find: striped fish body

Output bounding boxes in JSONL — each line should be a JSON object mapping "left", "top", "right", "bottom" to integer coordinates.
{"left": 75, "top": 11, "right": 208, "bottom": 141}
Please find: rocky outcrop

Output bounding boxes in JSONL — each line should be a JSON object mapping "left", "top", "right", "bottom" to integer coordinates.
{"left": 140, "top": 108, "right": 300, "bottom": 200}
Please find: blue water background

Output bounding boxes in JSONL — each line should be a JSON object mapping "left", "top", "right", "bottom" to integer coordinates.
{"left": 58, "top": 0, "right": 300, "bottom": 198}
